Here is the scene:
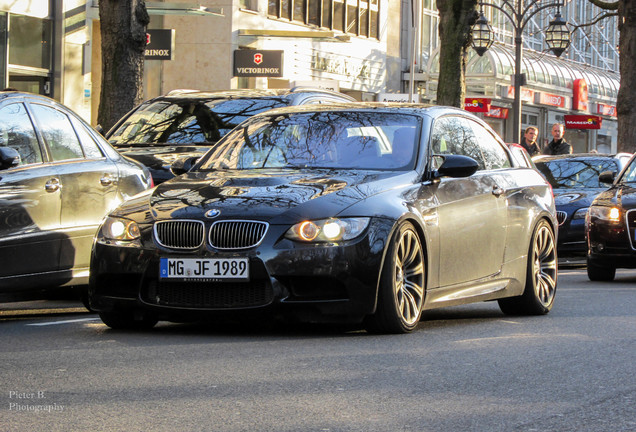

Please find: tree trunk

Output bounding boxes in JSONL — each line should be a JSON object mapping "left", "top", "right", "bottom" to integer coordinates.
{"left": 97, "top": 0, "right": 149, "bottom": 132}
{"left": 618, "top": 0, "right": 636, "bottom": 152}
{"left": 436, "top": 0, "right": 478, "bottom": 107}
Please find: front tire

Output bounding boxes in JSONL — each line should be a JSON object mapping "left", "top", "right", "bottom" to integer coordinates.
{"left": 499, "top": 219, "right": 557, "bottom": 315}
{"left": 586, "top": 257, "right": 616, "bottom": 281}
{"left": 365, "top": 222, "right": 425, "bottom": 334}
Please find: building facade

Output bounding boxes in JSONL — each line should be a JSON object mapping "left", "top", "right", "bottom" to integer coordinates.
{"left": 0, "top": 0, "right": 620, "bottom": 153}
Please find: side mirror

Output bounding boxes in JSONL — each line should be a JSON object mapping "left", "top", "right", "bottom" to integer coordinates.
{"left": 599, "top": 170, "right": 616, "bottom": 184}
{"left": 434, "top": 154, "right": 479, "bottom": 179}
{"left": 170, "top": 156, "right": 199, "bottom": 176}
{"left": 0, "top": 147, "right": 20, "bottom": 170}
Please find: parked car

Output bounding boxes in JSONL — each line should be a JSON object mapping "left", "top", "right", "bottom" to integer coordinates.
{"left": 0, "top": 91, "right": 153, "bottom": 299}
{"left": 89, "top": 103, "right": 557, "bottom": 333}
{"left": 586, "top": 153, "right": 636, "bottom": 280}
{"left": 534, "top": 153, "right": 631, "bottom": 260}
{"left": 105, "top": 88, "right": 357, "bottom": 184}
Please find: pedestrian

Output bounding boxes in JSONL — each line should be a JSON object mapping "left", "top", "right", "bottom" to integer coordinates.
{"left": 520, "top": 126, "right": 541, "bottom": 157}
{"left": 542, "top": 123, "right": 572, "bottom": 155}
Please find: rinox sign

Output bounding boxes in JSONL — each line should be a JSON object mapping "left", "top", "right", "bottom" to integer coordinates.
{"left": 233, "top": 50, "right": 284, "bottom": 77}
{"left": 145, "top": 29, "right": 174, "bottom": 60}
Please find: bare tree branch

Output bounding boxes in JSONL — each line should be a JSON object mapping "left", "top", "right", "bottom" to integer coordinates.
{"left": 571, "top": 11, "right": 619, "bottom": 30}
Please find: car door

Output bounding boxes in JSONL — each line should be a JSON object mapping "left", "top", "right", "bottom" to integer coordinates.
{"left": 27, "top": 102, "right": 119, "bottom": 273}
{"left": 431, "top": 116, "right": 508, "bottom": 287}
{"left": 0, "top": 101, "right": 62, "bottom": 286}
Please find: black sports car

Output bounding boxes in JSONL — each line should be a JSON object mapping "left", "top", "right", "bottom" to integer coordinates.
{"left": 586, "top": 153, "right": 636, "bottom": 280}
{"left": 89, "top": 104, "right": 558, "bottom": 333}
{"left": 535, "top": 153, "right": 631, "bottom": 261}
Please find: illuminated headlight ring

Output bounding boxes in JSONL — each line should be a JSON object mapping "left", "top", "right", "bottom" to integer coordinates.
{"left": 285, "top": 218, "right": 370, "bottom": 242}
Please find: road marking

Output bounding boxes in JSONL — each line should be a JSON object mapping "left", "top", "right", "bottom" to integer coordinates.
{"left": 27, "top": 318, "right": 100, "bottom": 326}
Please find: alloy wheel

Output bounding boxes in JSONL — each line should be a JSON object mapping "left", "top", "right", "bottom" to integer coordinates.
{"left": 393, "top": 229, "right": 425, "bottom": 326}
{"left": 532, "top": 224, "right": 557, "bottom": 307}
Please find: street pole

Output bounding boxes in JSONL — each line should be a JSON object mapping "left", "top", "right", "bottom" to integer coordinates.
{"left": 513, "top": 29, "right": 523, "bottom": 145}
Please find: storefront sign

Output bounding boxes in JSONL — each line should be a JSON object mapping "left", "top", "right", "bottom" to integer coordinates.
{"left": 145, "top": 29, "right": 174, "bottom": 60}
{"left": 485, "top": 106, "right": 509, "bottom": 119}
{"left": 378, "top": 93, "right": 420, "bottom": 103}
{"left": 564, "top": 115, "right": 603, "bottom": 129}
{"left": 312, "top": 53, "right": 370, "bottom": 79}
{"left": 572, "top": 78, "right": 589, "bottom": 111}
{"left": 233, "top": 50, "right": 284, "bottom": 77}
{"left": 597, "top": 103, "right": 617, "bottom": 117}
{"left": 464, "top": 98, "right": 491, "bottom": 113}
{"left": 538, "top": 92, "right": 566, "bottom": 108}
{"left": 506, "top": 86, "right": 535, "bottom": 103}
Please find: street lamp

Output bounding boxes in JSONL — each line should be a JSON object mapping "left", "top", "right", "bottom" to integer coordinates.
{"left": 471, "top": 1, "right": 571, "bottom": 145}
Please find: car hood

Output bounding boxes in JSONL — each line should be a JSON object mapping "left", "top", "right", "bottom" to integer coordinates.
{"left": 593, "top": 184, "right": 636, "bottom": 209}
{"left": 112, "top": 168, "right": 413, "bottom": 224}
{"left": 553, "top": 187, "right": 605, "bottom": 209}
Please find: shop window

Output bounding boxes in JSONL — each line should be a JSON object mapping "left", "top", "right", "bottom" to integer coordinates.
{"left": 333, "top": 0, "right": 345, "bottom": 31}
{"left": 240, "top": 0, "right": 258, "bottom": 11}
{"left": 8, "top": 14, "right": 51, "bottom": 70}
{"left": 294, "top": 0, "right": 306, "bottom": 22}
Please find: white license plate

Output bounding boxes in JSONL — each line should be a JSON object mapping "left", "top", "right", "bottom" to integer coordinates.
{"left": 159, "top": 258, "right": 249, "bottom": 280}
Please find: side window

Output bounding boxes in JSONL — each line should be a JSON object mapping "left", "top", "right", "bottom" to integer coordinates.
{"left": 69, "top": 116, "right": 104, "bottom": 159}
{"left": 30, "top": 104, "right": 84, "bottom": 161}
{"left": 469, "top": 121, "right": 511, "bottom": 170}
{"left": 0, "top": 103, "right": 43, "bottom": 165}
{"left": 431, "top": 116, "right": 486, "bottom": 170}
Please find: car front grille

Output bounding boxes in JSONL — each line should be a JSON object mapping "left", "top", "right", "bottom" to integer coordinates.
{"left": 144, "top": 280, "right": 274, "bottom": 309}
{"left": 209, "top": 220, "right": 268, "bottom": 249}
{"left": 154, "top": 220, "right": 205, "bottom": 249}
{"left": 556, "top": 211, "right": 568, "bottom": 226}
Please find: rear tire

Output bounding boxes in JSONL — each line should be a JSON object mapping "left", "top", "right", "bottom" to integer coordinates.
{"left": 99, "top": 310, "right": 158, "bottom": 330}
{"left": 586, "top": 257, "right": 616, "bottom": 281}
{"left": 499, "top": 219, "right": 557, "bottom": 315}
{"left": 365, "top": 222, "right": 425, "bottom": 334}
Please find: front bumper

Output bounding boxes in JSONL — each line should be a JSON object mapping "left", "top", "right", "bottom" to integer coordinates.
{"left": 587, "top": 217, "right": 636, "bottom": 269}
{"left": 89, "top": 218, "right": 393, "bottom": 323}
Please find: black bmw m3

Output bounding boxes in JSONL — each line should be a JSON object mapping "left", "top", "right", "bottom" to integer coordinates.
{"left": 89, "top": 104, "right": 558, "bottom": 333}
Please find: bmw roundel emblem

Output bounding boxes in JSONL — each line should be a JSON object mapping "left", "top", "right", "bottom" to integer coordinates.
{"left": 205, "top": 209, "right": 221, "bottom": 218}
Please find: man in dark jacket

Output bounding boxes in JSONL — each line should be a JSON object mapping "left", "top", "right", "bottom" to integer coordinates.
{"left": 520, "top": 126, "right": 541, "bottom": 157}
{"left": 543, "top": 123, "right": 572, "bottom": 155}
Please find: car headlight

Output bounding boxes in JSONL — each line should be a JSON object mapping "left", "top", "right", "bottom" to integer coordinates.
{"left": 572, "top": 208, "right": 589, "bottom": 220}
{"left": 285, "top": 218, "right": 370, "bottom": 242}
{"left": 101, "top": 216, "right": 141, "bottom": 240}
{"left": 588, "top": 206, "right": 622, "bottom": 223}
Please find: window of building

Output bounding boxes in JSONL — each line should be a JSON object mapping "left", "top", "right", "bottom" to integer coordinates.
{"left": 8, "top": 14, "right": 52, "bottom": 71}
{"left": 268, "top": 0, "right": 380, "bottom": 39}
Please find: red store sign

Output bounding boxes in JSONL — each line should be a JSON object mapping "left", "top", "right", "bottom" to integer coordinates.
{"left": 572, "top": 78, "right": 589, "bottom": 111}
{"left": 564, "top": 115, "right": 603, "bottom": 130}
{"left": 538, "top": 92, "right": 566, "bottom": 108}
{"left": 464, "top": 98, "right": 491, "bottom": 113}
{"left": 485, "top": 106, "right": 509, "bottom": 119}
{"left": 597, "top": 103, "right": 617, "bottom": 117}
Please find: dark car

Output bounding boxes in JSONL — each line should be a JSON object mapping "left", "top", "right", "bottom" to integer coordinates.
{"left": 586, "top": 153, "right": 636, "bottom": 280}
{"left": 105, "top": 88, "right": 357, "bottom": 184}
{"left": 89, "top": 103, "right": 557, "bottom": 333}
{"left": 534, "top": 153, "right": 631, "bottom": 261}
{"left": 0, "top": 91, "right": 153, "bottom": 298}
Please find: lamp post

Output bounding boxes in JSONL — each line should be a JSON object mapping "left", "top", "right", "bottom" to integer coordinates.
{"left": 471, "top": 1, "right": 571, "bottom": 145}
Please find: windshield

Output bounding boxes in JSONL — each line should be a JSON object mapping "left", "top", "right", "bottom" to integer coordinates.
{"left": 536, "top": 158, "right": 619, "bottom": 189}
{"left": 108, "top": 97, "right": 288, "bottom": 145}
{"left": 619, "top": 159, "right": 636, "bottom": 183}
{"left": 197, "top": 111, "right": 421, "bottom": 171}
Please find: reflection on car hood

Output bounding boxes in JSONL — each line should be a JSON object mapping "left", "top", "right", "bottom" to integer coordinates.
{"left": 115, "top": 169, "right": 411, "bottom": 224}
{"left": 553, "top": 187, "right": 606, "bottom": 208}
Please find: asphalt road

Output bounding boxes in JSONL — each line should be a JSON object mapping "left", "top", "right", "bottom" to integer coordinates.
{"left": 1, "top": 268, "right": 635, "bottom": 432}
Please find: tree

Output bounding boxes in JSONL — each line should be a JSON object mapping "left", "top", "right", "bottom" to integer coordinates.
{"left": 436, "top": 0, "right": 479, "bottom": 107}
{"left": 97, "top": 0, "right": 149, "bottom": 132}
{"left": 586, "top": 0, "right": 634, "bottom": 152}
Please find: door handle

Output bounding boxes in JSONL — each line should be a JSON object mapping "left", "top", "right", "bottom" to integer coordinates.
{"left": 100, "top": 174, "right": 115, "bottom": 186}
{"left": 492, "top": 184, "right": 504, "bottom": 197}
{"left": 45, "top": 178, "right": 61, "bottom": 192}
